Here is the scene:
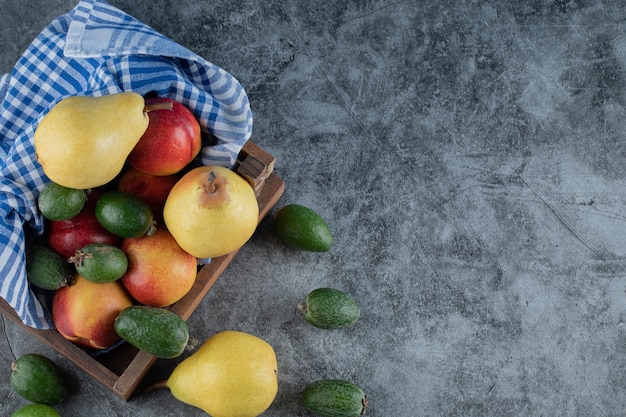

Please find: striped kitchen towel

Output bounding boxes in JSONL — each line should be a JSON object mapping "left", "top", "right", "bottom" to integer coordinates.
{"left": 0, "top": 0, "right": 253, "bottom": 329}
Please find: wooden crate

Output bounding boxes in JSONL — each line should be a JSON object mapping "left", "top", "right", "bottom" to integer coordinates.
{"left": 0, "top": 141, "right": 284, "bottom": 400}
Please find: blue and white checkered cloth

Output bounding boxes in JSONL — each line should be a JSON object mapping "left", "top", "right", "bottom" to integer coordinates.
{"left": 0, "top": 0, "right": 253, "bottom": 329}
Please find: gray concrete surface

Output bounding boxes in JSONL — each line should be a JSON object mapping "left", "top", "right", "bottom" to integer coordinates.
{"left": 3, "top": 0, "right": 626, "bottom": 416}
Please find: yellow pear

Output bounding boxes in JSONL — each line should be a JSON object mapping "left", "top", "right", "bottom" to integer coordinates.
{"left": 167, "top": 330, "right": 278, "bottom": 417}
{"left": 163, "top": 165, "right": 259, "bottom": 258}
{"left": 34, "top": 92, "right": 150, "bottom": 189}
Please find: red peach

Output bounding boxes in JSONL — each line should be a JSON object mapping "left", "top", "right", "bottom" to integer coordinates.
{"left": 52, "top": 275, "right": 133, "bottom": 349}
{"left": 121, "top": 227, "right": 197, "bottom": 307}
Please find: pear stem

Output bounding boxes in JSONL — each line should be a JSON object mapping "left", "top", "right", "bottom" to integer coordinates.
{"left": 144, "top": 379, "right": 169, "bottom": 393}
{"left": 204, "top": 171, "right": 217, "bottom": 194}
{"left": 143, "top": 101, "right": 174, "bottom": 113}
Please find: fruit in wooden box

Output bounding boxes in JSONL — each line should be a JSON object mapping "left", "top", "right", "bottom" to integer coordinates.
{"left": 163, "top": 165, "right": 259, "bottom": 259}
{"left": 25, "top": 244, "right": 73, "bottom": 290}
{"left": 95, "top": 191, "right": 155, "bottom": 239}
{"left": 52, "top": 275, "right": 132, "bottom": 349}
{"left": 37, "top": 181, "right": 86, "bottom": 221}
{"left": 127, "top": 97, "right": 202, "bottom": 176}
{"left": 114, "top": 305, "right": 191, "bottom": 358}
{"left": 34, "top": 92, "right": 150, "bottom": 189}
{"left": 120, "top": 227, "right": 197, "bottom": 307}
{"left": 68, "top": 243, "right": 128, "bottom": 284}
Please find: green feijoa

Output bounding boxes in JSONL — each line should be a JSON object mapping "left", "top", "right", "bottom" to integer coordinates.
{"left": 26, "top": 244, "right": 73, "bottom": 290}
{"left": 11, "top": 403, "right": 60, "bottom": 417}
{"left": 67, "top": 243, "right": 128, "bottom": 283}
{"left": 10, "top": 354, "right": 68, "bottom": 406}
{"left": 302, "top": 379, "right": 367, "bottom": 417}
{"left": 297, "top": 288, "right": 360, "bottom": 330}
{"left": 114, "top": 306, "right": 191, "bottom": 358}
{"left": 95, "top": 190, "right": 155, "bottom": 238}
{"left": 38, "top": 181, "right": 86, "bottom": 221}
{"left": 274, "top": 204, "right": 333, "bottom": 252}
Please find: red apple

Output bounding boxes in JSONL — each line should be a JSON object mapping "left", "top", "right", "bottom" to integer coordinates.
{"left": 117, "top": 168, "right": 178, "bottom": 221}
{"left": 52, "top": 274, "right": 133, "bottom": 349}
{"left": 46, "top": 190, "right": 121, "bottom": 258}
{"left": 127, "top": 97, "right": 202, "bottom": 176}
{"left": 121, "top": 227, "right": 197, "bottom": 307}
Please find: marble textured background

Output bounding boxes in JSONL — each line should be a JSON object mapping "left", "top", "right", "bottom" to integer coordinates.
{"left": 2, "top": 1, "right": 626, "bottom": 416}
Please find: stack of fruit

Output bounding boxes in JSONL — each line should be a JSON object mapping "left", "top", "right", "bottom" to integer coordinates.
{"left": 28, "top": 92, "right": 259, "bottom": 352}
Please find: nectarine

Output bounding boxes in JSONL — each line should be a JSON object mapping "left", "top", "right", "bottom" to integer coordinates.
{"left": 52, "top": 275, "right": 132, "bottom": 349}
{"left": 121, "top": 227, "right": 197, "bottom": 307}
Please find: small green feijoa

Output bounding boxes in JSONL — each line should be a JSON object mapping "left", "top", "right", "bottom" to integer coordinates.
{"left": 11, "top": 403, "right": 61, "bottom": 417}
{"left": 95, "top": 190, "right": 155, "bottom": 238}
{"left": 68, "top": 243, "right": 128, "bottom": 283}
{"left": 26, "top": 244, "right": 73, "bottom": 290}
{"left": 302, "top": 379, "right": 367, "bottom": 417}
{"left": 38, "top": 181, "right": 86, "bottom": 221}
{"left": 10, "top": 353, "right": 68, "bottom": 406}
{"left": 114, "top": 306, "right": 191, "bottom": 359}
{"left": 274, "top": 204, "right": 333, "bottom": 252}
{"left": 297, "top": 288, "right": 360, "bottom": 329}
